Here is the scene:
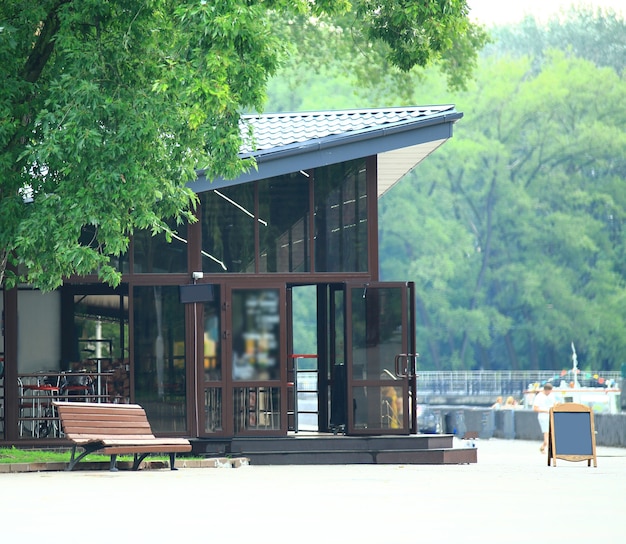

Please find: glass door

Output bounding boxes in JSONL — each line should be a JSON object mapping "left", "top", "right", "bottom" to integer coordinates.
{"left": 226, "top": 285, "right": 286, "bottom": 435}
{"left": 345, "top": 282, "right": 417, "bottom": 435}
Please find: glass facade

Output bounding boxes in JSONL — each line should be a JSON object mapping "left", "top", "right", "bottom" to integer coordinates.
{"left": 198, "top": 158, "right": 368, "bottom": 275}
{"left": 202, "top": 294, "right": 222, "bottom": 434}
{"left": 315, "top": 160, "right": 368, "bottom": 273}
{"left": 352, "top": 384, "right": 404, "bottom": 430}
{"left": 200, "top": 185, "right": 255, "bottom": 273}
{"left": 4, "top": 156, "right": 378, "bottom": 441}
{"left": 258, "top": 173, "right": 310, "bottom": 273}
{"left": 349, "top": 285, "right": 408, "bottom": 433}
{"left": 204, "top": 387, "right": 222, "bottom": 433}
{"left": 68, "top": 290, "right": 129, "bottom": 404}
{"left": 231, "top": 288, "right": 281, "bottom": 382}
{"left": 203, "top": 296, "right": 222, "bottom": 382}
{"left": 233, "top": 386, "right": 281, "bottom": 432}
{"left": 133, "top": 220, "right": 188, "bottom": 274}
{"left": 350, "top": 286, "right": 404, "bottom": 380}
{"left": 133, "top": 285, "right": 187, "bottom": 433}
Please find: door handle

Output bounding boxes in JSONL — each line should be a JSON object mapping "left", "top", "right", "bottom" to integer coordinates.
{"left": 395, "top": 353, "right": 419, "bottom": 378}
{"left": 394, "top": 354, "right": 407, "bottom": 377}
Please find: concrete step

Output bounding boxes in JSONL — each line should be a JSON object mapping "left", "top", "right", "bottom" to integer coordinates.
{"left": 241, "top": 447, "right": 477, "bottom": 465}
{"left": 193, "top": 434, "right": 477, "bottom": 465}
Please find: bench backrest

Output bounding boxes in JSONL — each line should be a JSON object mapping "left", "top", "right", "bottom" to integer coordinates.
{"left": 54, "top": 402, "right": 156, "bottom": 440}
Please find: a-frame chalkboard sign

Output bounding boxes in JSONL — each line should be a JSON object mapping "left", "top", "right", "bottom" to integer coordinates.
{"left": 548, "top": 403, "right": 597, "bottom": 467}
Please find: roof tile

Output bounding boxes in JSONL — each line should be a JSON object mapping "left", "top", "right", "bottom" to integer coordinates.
{"left": 240, "top": 105, "right": 454, "bottom": 154}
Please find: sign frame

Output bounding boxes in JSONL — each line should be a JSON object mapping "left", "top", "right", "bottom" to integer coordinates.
{"left": 548, "top": 402, "right": 597, "bottom": 467}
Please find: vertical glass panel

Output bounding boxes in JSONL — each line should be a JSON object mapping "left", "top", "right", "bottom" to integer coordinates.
{"left": 314, "top": 159, "right": 368, "bottom": 272}
{"left": 18, "top": 291, "right": 61, "bottom": 374}
{"left": 16, "top": 290, "right": 61, "bottom": 439}
{"left": 333, "top": 288, "right": 345, "bottom": 367}
{"left": 233, "top": 386, "right": 280, "bottom": 432}
{"left": 133, "top": 286, "right": 186, "bottom": 432}
{"left": 200, "top": 185, "right": 255, "bottom": 273}
{"left": 204, "top": 387, "right": 223, "bottom": 433}
{"left": 258, "top": 173, "right": 310, "bottom": 272}
{"left": 71, "top": 291, "right": 129, "bottom": 404}
{"left": 350, "top": 286, "right": 403, "bottom": 380}
{"left": 329, "top": 287, "right": 347, "bottom": 431}
{"left": 133, "top": 219, "right": 187, "bottom": 273}
{"left": 352, "top": 385, "right": 404, "bottom": 430}
{"left": 231, "top": 289, "right": 280, "bottom": 381}
{"left": 290, "top": 285, "right": 318, "bottom": 431}
{"left": 203, "top": 295, "right": 222, "bottom": 382}
{"left": 291, "top": 285, "right": 317, "bottom": 356}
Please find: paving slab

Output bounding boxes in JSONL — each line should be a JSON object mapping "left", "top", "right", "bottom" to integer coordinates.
{"left": 0, "top": 438, "right": 624, "bottom": 543}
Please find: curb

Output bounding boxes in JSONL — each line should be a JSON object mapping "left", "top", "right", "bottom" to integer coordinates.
{"left": 0, "top": 457, "right": 250, "bottom": 473}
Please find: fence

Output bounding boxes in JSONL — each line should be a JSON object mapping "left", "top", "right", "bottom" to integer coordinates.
{"left": 416, "top": 370, "right": 622, "bottom": 397}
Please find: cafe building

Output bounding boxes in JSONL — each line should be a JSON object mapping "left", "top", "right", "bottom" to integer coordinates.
{"left": 0, "top": 105, "right": 462, "bottom": 451}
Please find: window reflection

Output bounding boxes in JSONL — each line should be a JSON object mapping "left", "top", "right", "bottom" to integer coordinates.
{"left": 258, "top": 173, "right": 310, "bottom": 272}
{"left": 133, "top": 219, "right": 187, "bottom": 274}
{"left": 233, "top": 386, "right": 280, "bottom": 432}
{"left": 198, "top": 159, "right": 369, "bottom": 276}
{"left": 315, "top": 159, "right": 368, "bottom": 272}
{"left": 204, "top": 387, "right": 222, "bottom": 433}
{"left": 352, "top": 385, "right": 404, "bottom": 430}
{"left": 231, "top": 289, "right": 280, "bottom": 381}
{"left": 350, "top": 287, "right": 403, "bottom": 380}
{"left": 200, "top": 185, "right": 255, "bottom": 273}
{"left": 133, "top": 286, "right": 186, "bottom": 432}
{"left": 203, "top": 295, "right": 221, "bottom": 382}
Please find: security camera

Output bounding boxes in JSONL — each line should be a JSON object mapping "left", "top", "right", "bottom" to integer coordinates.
{"left": 192, "top": 271, "right": 204, "bottom": 280}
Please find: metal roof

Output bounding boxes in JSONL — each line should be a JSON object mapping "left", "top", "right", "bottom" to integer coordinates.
{"left": 192, "top": 105, "right": 462, "bottom": 198}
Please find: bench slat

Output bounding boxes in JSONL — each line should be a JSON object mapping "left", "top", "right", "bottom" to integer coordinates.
{"left": 59, "top": 410, "right": 151, "bottom": 422}
{"left": 67, "top": 433, "right": 156, "bottom": 441}
{"left": 99, "top": 445, "right": 192, "bottom": 455}
{"left": 70, "top": 437, "right": 190, "bottom": 445}
{"left": 61, "top": 422, "right": 153, "bottom": 431}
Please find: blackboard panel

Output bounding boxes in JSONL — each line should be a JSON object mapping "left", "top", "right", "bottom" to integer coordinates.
{"left": 553, "top": 412, "right": 593, "bottom": 456}
{"left": 179, "top": 284, "right": 215, "bottom": 304}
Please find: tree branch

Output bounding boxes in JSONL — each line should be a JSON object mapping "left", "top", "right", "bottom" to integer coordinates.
{"left": 22, "top": 0, "right": 71, "bottom": 83}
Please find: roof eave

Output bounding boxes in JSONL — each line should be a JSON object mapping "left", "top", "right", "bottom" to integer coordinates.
{"left": 192, "top": 109, "right": 462, "bottom": 193}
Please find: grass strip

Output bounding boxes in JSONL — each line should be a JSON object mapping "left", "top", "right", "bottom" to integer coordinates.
{"left": 0, "top": 446, "right": 202, "bottom": 464}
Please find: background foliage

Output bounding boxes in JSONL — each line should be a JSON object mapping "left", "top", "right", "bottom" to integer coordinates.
{"left": 270, "top": 6, "right": 626, "bottom": 372}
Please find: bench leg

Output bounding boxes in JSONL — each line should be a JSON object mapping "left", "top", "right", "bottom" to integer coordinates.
{"left": 132, "top": 453, "right": 149, "bottom": 470}
{"left": 67, "top": 446, "right": 78, "bottom": 471}
{"left": 109, "top": 455, "right": 119, "bottom": 472}
{"left": 170, "top": 453, "right": 178, "bottom": 471}
{"left": 67, "top": 444, "right": 102, "bottom": 471}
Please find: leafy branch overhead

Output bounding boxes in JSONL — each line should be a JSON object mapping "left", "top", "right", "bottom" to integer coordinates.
{"left": 0, "top": 0, "right": 486, "bottom": 291}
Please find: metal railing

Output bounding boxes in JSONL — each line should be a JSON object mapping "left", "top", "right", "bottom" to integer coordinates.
{"left": 17, "top": 371, "right": 124, "bottom": 438}
{"left": 416, "top": 370, "right": 622, "bottom": 397}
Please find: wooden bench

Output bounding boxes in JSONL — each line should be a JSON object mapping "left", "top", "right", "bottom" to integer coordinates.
{"left": 53, "top": 401, "right": 192, "bottom": 471}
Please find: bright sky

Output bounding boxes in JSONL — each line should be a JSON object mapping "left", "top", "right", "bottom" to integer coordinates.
{"left": 468, "top": 0, "right": 624, "bottom": 25}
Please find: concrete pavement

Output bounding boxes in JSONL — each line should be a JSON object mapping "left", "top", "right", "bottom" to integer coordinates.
{"left": 1, "top": 438, "right": 624, "bottom": 543}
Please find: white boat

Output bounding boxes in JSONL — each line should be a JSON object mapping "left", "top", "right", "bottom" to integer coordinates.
{"left": 522, "top": 343, "right": 621, "bottom": 414}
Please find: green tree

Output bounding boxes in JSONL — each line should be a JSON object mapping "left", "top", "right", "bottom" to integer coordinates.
{"left": 486, "top": 6, "right": 626, "bottom": 76}
{"left": 264, "top": 6, "right": 626, "bottom": 372}
{"left": 380, "top": 51, "right": 626, "bottom": 372}
{"left": 1, "top": 0, "right": 487, "bottom": 291}
{"left": 265, "top": 0, "right": 489, "bottom": 111}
